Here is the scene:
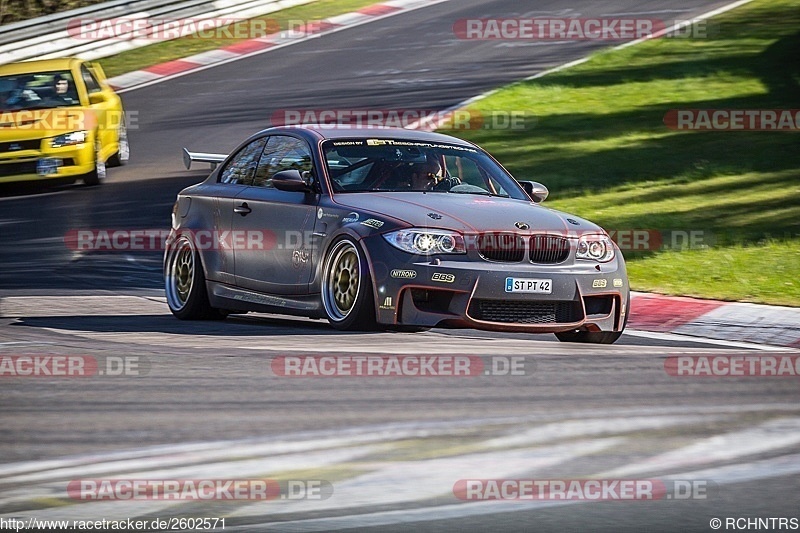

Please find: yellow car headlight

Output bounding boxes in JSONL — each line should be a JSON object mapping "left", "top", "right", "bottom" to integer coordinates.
{"left": 51, "top": 131, "right": 87, "bottom": 148}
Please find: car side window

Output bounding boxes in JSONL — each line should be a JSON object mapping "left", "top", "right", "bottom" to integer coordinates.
{"left": 80, "top": 65, "right": 102, "bottom": 94}
{"left": 445, "top": 155, "right": 508, "bottom": 195}
{"left": 219, "top": 137, "right": 267, "bottom": 185}
{"left": 253, "top": 135, "right": 313, "bottom": 188}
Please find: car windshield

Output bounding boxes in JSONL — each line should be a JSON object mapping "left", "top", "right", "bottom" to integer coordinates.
{"left": 323, "top": 138, "right": 528, "bottom": 199}
{"left": 0, "top": 71, "right": 80, "bottom": 113}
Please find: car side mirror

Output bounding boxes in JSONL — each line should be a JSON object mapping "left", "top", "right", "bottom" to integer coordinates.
{"left": 88, "top": 93, "right": 106, "bottom": 105}
{"left": 273, "top": 169, "right": 312, "bottom": 192}
{"left": 519, "top": 180, "right": 549, "bottom": 203}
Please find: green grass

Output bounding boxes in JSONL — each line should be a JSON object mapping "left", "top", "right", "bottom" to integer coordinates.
{"left": 99, "top": 0, "right": 380, "bottom": 78}
{"left": 443, "top": 0, "right": 800, "bottom": 306}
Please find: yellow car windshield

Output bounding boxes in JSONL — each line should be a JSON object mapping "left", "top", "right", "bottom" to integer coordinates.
{"left": 0, "top": 71, "right": 80, "bottom": 112}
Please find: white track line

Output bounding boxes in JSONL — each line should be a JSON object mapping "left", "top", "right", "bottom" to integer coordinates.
{"left": 664, "top": 452, "right": 800, "bottom": 485}
{"left": 484, "top": 415, "right": 729, "bottom": 449}
{"left": 601, "top": 417, "right": 800, "bottom": 477}
{"left": 0, "top": 431, "right": 446, "bottom": 483}
{"left": 2, "top": 404, "right": 797, "bottom": 480}
{"left": 236, "top": 453, "right": 800, "bottom": 531}
{"left": 2, "top": 447, "right": 377, "bottom": 522}
{"left": 229, "top": 438, "right": 623, "bottom": 518}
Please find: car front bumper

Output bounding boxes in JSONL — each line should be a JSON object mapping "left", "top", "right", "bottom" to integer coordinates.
{"left": 0, "top": 142, "right": 94, "bottom": 183}
{"left": 363, "top": 236, "right": 629, "bottom": 334}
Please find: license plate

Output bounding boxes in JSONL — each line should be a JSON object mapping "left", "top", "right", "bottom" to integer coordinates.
{"left": 505, "top": 277, "right": 552, "bottom": 294}
{"left": 36, "top": 158, "right": 59, "bottom": 176}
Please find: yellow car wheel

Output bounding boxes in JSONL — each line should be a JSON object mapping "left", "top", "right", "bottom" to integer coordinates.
{"left": 82, "top": 137, "right": 106, "bottom": 186}
{"left": 108, "top": 115, "right": 129, "bottom": 167}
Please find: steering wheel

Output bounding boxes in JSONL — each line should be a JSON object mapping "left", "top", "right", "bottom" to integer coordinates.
{"left": 433, "top": 176, "right": 461, "bottom": 191}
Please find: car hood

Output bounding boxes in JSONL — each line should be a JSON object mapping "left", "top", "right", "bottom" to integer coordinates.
{"left": 332, "top": 192, "right": 605, "bottom": 234}
{"left": 0, "top": 108, "right": 92, "bottom": 141}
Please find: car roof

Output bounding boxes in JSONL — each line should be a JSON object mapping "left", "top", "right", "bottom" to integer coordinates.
{"left": 262, "top": 125, "right": 478, "bottom": 148}
{"left": 0, "top": 58, "right": 82, "bottom": 76}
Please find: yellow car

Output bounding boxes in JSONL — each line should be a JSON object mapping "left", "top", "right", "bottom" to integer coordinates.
{"left": 0, "top": 57, "right": 129, "bottom": 185}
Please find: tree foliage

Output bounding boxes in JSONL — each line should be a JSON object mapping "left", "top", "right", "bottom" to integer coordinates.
{"left": 1, "top": 0, "right": 106, "bottom": 26}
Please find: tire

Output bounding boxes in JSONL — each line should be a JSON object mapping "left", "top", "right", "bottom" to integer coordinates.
{"left": 554, "top": 329, "right": 623, "bottom": 344}
{"left": 321, "top": 238, "right": 377, "bottom": 331}
{"left": 107, "top": 117, "right": 129, "bottom": 167}
{"left": 386, "top": 325, "right": 431, "bottom": 333}
{"left": 164, "top": 234, "right": 227, "bottom": 320}
{"left": 554, "top": 291, "right": 630, "bottom": 345}
{"left": 82, "top": 136, "right": 106, "bottom": 186}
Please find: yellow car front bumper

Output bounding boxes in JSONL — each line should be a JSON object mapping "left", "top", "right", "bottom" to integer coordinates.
{"left": 0, "top": 141, "right": 95, "bottom": 183}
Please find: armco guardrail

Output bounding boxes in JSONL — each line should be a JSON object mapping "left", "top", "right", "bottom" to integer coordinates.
{"left": 0, "top": 0, "right": 177, "bottom": 46}
{"left": 0, "top": 0, "right": 314, "bottom": 65}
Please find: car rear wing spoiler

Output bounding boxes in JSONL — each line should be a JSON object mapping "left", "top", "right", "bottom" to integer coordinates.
{"left": 182, "top": 148, "right": 227, "bottom": 170}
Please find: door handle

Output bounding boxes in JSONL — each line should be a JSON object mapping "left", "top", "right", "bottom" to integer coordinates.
{"left": 234, "top": 203, "right": 251, "bottom": 215}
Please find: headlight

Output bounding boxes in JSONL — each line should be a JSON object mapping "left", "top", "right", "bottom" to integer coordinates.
{"left": 51, "top": 131, "right": 87, "bottom": 148}
{"left": 383, "top": 229, "right": 466, "bottom": 255}
{"left": 576, "top": 234, "right": 615, "bottom": 262}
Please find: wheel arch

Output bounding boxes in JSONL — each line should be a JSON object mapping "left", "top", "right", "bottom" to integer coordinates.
{"left": 318, "top": 232, "right": 380, "bottom": 329}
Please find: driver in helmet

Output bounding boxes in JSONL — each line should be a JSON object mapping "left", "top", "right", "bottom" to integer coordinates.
{"left": 410, "top": 155, "right": 443, "bottom": 190}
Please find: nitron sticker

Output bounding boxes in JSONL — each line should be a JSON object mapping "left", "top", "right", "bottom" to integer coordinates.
{"left": 361, "top": 219, "right": 384, "bottom": 229}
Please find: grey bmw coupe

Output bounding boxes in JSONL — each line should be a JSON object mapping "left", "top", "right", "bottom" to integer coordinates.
{"left": 165, "top": 126, "right": 629, "bottom": 343}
